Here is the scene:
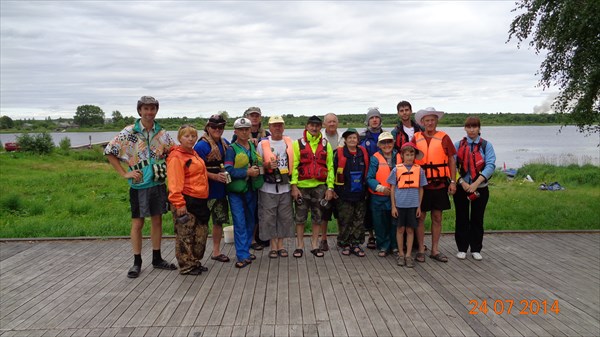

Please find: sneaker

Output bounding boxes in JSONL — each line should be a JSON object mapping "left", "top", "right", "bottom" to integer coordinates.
{"left": 397, "top": 256, "right": 405, "bottom": 266}
{"left": 456, "top": 252, "right": 467, "bottom": 260}
{"left": 405, "top": 256, "right": 415, "bottom": 268}
{"left": 472, "top": 252, "right": 483, "bottom": 261}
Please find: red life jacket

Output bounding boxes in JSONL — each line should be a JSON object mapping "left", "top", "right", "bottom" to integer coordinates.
{"left": 334, "top": 145, "right": 369, "bottom": 185}
{"left": 297, "top": 130, "right": 329, "bottom": 182}
{"left": 457, "top": 137, "right": 486, "bottom": 180}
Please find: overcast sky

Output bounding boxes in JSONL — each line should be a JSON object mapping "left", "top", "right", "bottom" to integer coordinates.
{"left": 1, "top": 1, "right": 554, "bottom": 120}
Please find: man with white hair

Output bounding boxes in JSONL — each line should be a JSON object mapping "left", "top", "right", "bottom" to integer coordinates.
{"left": 412, "top": 107, "right": 457, "bottom": 264}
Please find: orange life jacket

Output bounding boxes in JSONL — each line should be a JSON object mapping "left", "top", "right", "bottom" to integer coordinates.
{"left": 335, "top": 145, "right": 369, "bottom": 185}
{"left": 297, "top": 131, "right": 328, "bottom": 181}
{"left": 368, "top": 152, "right": 393, "bottom": 195}
{"left": 414, "top": 131, "right": 451, "bottom": 184}
{"left": 260, "top": 136, "right": 294, "bottom": 175}
{"left": 395, "top": 163, "right": 421, "bottom": 189}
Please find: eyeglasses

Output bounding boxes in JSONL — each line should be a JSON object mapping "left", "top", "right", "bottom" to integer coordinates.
{"left": 209, "top": 125, "right": 225, "bottom": 130}
{"left": 379, "top": 140, "right": 394, "bottom": 145}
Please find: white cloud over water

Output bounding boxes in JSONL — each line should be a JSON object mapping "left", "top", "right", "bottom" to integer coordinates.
{"left": 1, "top": 1, "right": 550, "bottom": 119}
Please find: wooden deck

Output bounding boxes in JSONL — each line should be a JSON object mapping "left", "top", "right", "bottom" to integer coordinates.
{"left": 1, "top": 233, "right": 599, "bottom": 337}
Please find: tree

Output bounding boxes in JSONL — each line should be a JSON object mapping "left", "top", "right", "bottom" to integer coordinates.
{"left": 218, "top": 110, "right": 229, "bottom": 120}
{"left": 0, "top": 115, "right": 14, "bottom": 129}
{"left": 74, "top": 105, "right": 105, "bottom": 127}
{"left": 112, "top": 110, "right": 123, "bottom": 124}
{"left": 508, "top": 0, "right": 600, "bottom": 134}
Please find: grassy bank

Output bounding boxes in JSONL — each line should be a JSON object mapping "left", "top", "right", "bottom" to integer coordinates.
{"left": 1, "top": 149, "right": 599, "bottom": 238}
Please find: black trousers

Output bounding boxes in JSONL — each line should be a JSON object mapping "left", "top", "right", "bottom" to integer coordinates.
{"left": 453, "top": 185, "right": 489, "bottom": 253}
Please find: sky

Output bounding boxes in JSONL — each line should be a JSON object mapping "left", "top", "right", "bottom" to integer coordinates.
{"left": 0, "top": 1, "right": 555, "bottom": 120}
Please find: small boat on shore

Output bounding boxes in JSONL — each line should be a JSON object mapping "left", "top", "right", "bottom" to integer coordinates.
{"left": 4, "top": 142, "right": 19, "bottom": 152}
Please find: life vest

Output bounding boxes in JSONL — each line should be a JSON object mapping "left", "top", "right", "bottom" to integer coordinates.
{"left": 368, "top": 152, "right": 393, "bottom": 196}
{"left": 414, "top": 131, "right": 451, "bottom": 184}
{"left": 394, "top": 121, "right": 422, "bottom": 150}
{"left": 260, "top": 136, "right": 293, "bottom": 184}
{"left": 226, "top": 142, "right": 264, "bottom": 193}
{"left": 334, "top": 145, "right": 369, "bottom": 185}
{"left": 199, "top": 134, "right": 228, "bottom": 174}
{"left": 395, "top": 163, "right": 421, "bottom": 189}
{"left": 297, "top": 131, "right": 329, "bottom": 182}
{"left": 457, "top": 137, "right": 487, "bottom": 180}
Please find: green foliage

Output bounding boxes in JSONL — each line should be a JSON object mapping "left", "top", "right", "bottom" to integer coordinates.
{"left": 516, "top": 163, "right": 600, "bottom": 186}
{"left": 59, "top": 137, "right": 71, "bottom": 153}
{"left": 15, "top": 132, "right": 54, "bottom": 154}
{"left": 0, "top": 115, "right": 14, "bottom": 129}
{"left": 74, "top": 104, "right": 105, "bottom": 127}
{"left": 508, "top": 0, "right": 600, "bottom": 134}
{"left": 111, "top": 110, "right": 123, "bottom": 123}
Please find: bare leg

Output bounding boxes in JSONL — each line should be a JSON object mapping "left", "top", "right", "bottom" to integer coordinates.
{"left": 150, "top": 214, "right": 163, "bottom": 250}
{"left": 417, "top": 212, "right": 427, "bottom": 254}
{"left": 296, "top": 223, "right": 305, "bottom": 249}
{"left": 406, "top": 227, "right": 414, "bottom": 258}
{"left": 131, "top": 218, "right": 145, "bottom": 254}
{"left": 396, "top": 227, "right": 405, "bottom": 257}
{"left": 430, "top": 210, "right": 443, "bottom": 256}
{"left": 311, "top": 224, "right": 321, "bottom": 249}
{"left": 212, "top": 224, "right": 223, "bottom": 257}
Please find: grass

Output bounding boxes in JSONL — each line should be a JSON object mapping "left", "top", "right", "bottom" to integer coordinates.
{"left": 1, "top": 149, "right": 599, "bottom": 238}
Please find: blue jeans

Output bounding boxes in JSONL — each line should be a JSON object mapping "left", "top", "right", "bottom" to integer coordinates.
{"left": 228, "top": 191, "right": 257, "bottom": 262}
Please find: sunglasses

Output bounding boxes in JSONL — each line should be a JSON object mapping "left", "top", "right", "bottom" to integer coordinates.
{"left": 209, "top": 125, "right": 225, "bottom": 130}
{"left": 379, "top": 140, "right": 394, "bottom": 145}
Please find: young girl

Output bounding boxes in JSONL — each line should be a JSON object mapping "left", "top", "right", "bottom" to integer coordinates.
{"left": 388, "top": 142, "right": 427, "bottom": 267}
{"left": 166, "top": 125, "right": 210, "bottom": 275}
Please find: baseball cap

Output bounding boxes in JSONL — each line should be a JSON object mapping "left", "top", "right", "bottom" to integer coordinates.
{"left": 377, "top": 131, "right": 394, "bottom": 144}
{"left": 233, "top": 117, "right": 252, "bottom": 129}
{"left": 244, "top": 107, "right": 262, "bottom": 117}
{"left": 268, "top": 115, "right": 285, "bottom": 124}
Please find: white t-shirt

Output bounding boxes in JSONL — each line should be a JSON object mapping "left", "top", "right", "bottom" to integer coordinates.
{"left": 403, "top": 125, "right": 415, "bottom": 141}
{"left": 257, "top": 137, "right": 291, "bottom": 194}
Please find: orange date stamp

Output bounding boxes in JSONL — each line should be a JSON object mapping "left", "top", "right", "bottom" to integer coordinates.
{"left": 468, "top": 299, "right": 560, "bottom": 315}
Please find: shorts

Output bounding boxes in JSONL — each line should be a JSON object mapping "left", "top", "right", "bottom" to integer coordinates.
{"left": 183, "top": 195, "right": 210, "bottom": 224}
{"left": 207, "top": 197, "right": 229, "bottom": 225}
{"left": 258, "top": 190, "right": 295, "bottom": 240}
{"left": 294, "top": 184, "right": 327, "bottom": 224}
{"left": 421, "top": 187, "right": 451, "bottom": 212}
{"left": 395, "top": 207, "right": 418, "bottom": 228}
{"left": 130, "top": 184, "right": 168, "bottom": 218}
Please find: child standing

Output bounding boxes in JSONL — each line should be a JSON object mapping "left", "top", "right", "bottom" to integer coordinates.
{"left": 388, "top": 142, "right": 427, "bottom": 268}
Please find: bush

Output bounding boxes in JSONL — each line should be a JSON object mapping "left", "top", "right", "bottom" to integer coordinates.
{"left": 16, "top": 132, "right": 54, "bottom": 154}
{"left": 59, "top": 137, "right": 71, "bottom": 154}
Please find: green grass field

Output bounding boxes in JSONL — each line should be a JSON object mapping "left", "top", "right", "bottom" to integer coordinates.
{"left": 0, "top": 149, "right": 598, "bottom": 238}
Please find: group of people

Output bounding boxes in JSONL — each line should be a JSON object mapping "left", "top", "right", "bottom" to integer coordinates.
{"left": 104, "top": 96, "right": 496, "bottom": 277}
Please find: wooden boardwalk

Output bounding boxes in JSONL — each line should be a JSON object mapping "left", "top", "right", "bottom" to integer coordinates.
{"left": 1, "top": 233, "right": 598, "bottom": 337}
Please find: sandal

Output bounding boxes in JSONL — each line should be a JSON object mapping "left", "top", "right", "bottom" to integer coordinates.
{"left": 127, "top": 265, "right": 141, "bottom": 278}
{"left": 367, "top": 237, "right": 376, "bottom": 250}
{"left": 211, "top": 254, "right": 230, "bottom": 263}
{"left": 310, "top": 249, "right": 324, "bottom": 257}
{"left": 235, "top": 260, "right": 249, "bottom": 269}
{"left": 152, "top": 259, "right": 177, "bottom": 270}
{"left": 249, "top": 254, "right": 256, "bottom": 260}
{"left": 415, "top": 252, "right": 426, "bottom": 263}
{"left": 278, "top": 249, "right": 288, "bottom": 257}
{"left": 293, "top": 248, "right": 304, "bottom": 258}
{"left": 269, "top": 250, "right": 279, "bottom": 258}
{"left": 197, "top": 265, "right": 208, "bottom": 272}
{"left": 352, "top": 246, "right": 365, "bottom": 257}
{"left": 251, "top": 243, "right": 264, "bottom": 251}
{"left": 341, "top": 247, "right": 351, "bottom": 256}
{"left": 430, "top": 253, "right": 449, "bottom": 263}
{"left": 319, "top": 240, "right": 329, "bottom": 252}
{"left": 378, "top": 250, "right": 388, "bottom": 257}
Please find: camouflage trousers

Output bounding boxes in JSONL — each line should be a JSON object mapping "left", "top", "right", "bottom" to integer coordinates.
{"left": 336, "top": 199, "right": 367, "bottom": 247}
{"left": 174, "top": 212, "right": 209, "bottom": 274}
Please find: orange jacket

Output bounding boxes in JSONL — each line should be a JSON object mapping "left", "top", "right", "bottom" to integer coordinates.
{"left": 414, "top": 131, "right": 451, "bottom": 182}
{"left": 166, "top": 146, "right": 209, "bottom": 208}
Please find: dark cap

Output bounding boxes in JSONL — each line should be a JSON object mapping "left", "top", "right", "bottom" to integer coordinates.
{"left": 137, "top": 96, "right": 159, "bottom": 111}
{"left": 307, "top": 115, "right": 322, "bottom": 124}
{"left": 207, "top": 114, "right": 226, "bottom": 126}
{"left": 342, "top": 128, "right": 359, "bottom": 139}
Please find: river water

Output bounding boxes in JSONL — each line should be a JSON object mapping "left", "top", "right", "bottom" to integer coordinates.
{"left": 1, "top": 125, "right": 598, "bottom": 168}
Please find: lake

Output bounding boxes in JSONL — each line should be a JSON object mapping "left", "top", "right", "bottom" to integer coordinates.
{"left": 1, "top": 125, "right": 598, "bottom": 168}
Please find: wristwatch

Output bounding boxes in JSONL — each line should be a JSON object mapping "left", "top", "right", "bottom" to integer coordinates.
{"left": 450, "top": 180, "right": 456, "bottom": 184}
